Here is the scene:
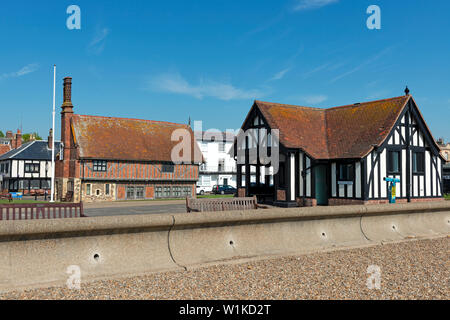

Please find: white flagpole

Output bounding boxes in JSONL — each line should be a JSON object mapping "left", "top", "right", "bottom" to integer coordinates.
{"left": 50, "top": 65, "right": 56, "bottom": 202}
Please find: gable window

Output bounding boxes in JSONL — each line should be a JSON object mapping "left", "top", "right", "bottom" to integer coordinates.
{"left": 162, "top": 164, "right": 174, "bottom": 173}
{"left": 387, "top": 151, "right": 401, "bottom": 174}
{"left": 413, "top": 152, "right": 425, "bottom": 174}
{"left": 93, "top": 160, "right": 107, "bottom": 172}
{"left": 25, "top": 163, "right": 40, "bottom": 173}
{"left": 338, "top": 163, "right": 354, "bottom": 182}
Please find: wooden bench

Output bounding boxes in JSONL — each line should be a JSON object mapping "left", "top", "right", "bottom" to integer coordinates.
{"left": 186, "top": 196, "right": 266, "bottom": 213}
{"left": 0, "top": 193, "right": 12, "bottom": 202}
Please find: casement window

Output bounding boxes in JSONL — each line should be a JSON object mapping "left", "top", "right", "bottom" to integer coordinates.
{"left": 163, "top": 186, "right": 171, "bottom": 197}
{"left": 24, "top": 163, "right": 40, "bottom": 173}
{"left": 338, "top": 163, "right": 354, "bottom": 182}
{"left": 201, "top": 176, "right": 211, "bottom": 186}
{"left": 162, "top": 164, "right": 175, "bottom": 173}
{"left": 218, "top": 159, "right": 225, "bottom": 172}
{"left": 93, "top": 160, "right": 107, "bottom": 172}
{"left": 173, "top": 186, "right": 182, "bottom": 197}
{"left": 155, "top": 186, "right": 162, "bottom": 198}
{"left": 387, "top": 151, "right": 401, "bottom": 174}
{"left": 86, "top": 184, "right": 91, "bottom": 196}
{"left": 413, "top": 152, "right": 425, "bottom": 174}
{"left": 182, "top": 186, "right": 192, "bottom": 197}
{"left": 105, "top": 184, "right": 110, "bottom": 195}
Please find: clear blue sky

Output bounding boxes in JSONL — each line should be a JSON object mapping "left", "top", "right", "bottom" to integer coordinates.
{"left": 1, "top": 0, "right": 449, "bottom": 141}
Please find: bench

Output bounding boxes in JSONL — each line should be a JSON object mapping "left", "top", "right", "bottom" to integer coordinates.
{"left": 186, "top": 196, "right": 266, "bottom": 213}
{"left": 0, "top": 193, "right": 12, "bottom": 202}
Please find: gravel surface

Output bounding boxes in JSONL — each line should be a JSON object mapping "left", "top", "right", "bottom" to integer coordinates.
{"left": 1, "top": 237, "right": 448, "bottom": 300}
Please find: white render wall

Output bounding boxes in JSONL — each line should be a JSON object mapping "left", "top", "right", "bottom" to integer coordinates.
{"left": 196, "top": 137, "right": 237, "bottom": 191}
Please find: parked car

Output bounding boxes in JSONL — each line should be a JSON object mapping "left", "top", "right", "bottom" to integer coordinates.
{"left": 196, "top": 185, "right": 208, "bottom": 195}
{"left": 212, "top": 185, "right": 237, "bottom": 195}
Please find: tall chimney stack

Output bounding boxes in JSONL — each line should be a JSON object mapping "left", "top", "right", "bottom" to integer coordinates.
{"left": 5, "top": 131, "right": 13, "bottom": 139}
{"left": 48, "top": 128, "right": 53, "bottom": 149}
{"left": 62, "top": 77, "right": 74, "bottom": 113}
{"left": 60, "top": 76, "right": 75, "bottom": 180}
{"left": 15, "top": 129, "right": 22, "bottom": 149}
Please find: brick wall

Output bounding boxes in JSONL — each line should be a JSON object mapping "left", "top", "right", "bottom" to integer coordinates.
{"left": 296, "top": 197, "right": 317, "bottom": 207}
{"left": 277, "top": 189, "right": 286, "bottom": 201}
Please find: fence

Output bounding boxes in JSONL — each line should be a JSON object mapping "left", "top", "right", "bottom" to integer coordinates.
{"left": 0, "top": 202, "right": 84, "bottom": 220}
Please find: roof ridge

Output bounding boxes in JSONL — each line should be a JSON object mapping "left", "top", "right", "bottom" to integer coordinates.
{"left": 326, "top": 95, "right": 408, "bottom": 111}
{"left": 75, "top": 114, "right": 190, "bottom": 127}
{"left": 255, "top": 100, "right": 324, "bottom": 111}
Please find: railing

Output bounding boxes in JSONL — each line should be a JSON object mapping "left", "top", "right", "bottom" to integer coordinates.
{"left": 0, "top": 202, "right": 85, "bottom": 220}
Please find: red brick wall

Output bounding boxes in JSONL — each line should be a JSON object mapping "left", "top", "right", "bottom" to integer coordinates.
{"left": 277, "top": 189, "right": 286, "bottom": 201}
{"left": 145, "top": 186, "right": 154, "bottom": 199}
{"left": 296, "top": 197, "right": 317, "bottom": 207}
{"left": 117, "top": 185, "right": 126, "bottom": 200}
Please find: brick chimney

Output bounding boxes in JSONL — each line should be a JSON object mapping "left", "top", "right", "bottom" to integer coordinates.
{"left": 15, "top": 129, "right": 22, "bottom": 149}
{"left": 48, "top": 128, "right": 53, "bottom": 149}
{"left": 5, "top": 131, "right": 13, "bottom": 139}
{"left": 60, "top": 77, "right": 75, "bottom": 178}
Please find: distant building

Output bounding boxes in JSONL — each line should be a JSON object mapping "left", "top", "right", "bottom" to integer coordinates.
{"left": 55, "top": 77, "right": 202, "bottom": 203}
{"left": 0, "top": 130, "right": 60, "bottom": 193}
{"left": 195, "top": 131, "right": 237, "bottom": 194}
{"left": 0, "top": 139, "right": 11, "bottom": 157}
{"left": 437, "top": 138, "right": 450, "bottom": 163}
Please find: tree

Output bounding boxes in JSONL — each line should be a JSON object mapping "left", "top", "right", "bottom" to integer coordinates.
{"left": 22, "top": 132, "right": 43, "bottom": 142}
{"left": 0, "top": 131, "right": 4, "bottom": 138}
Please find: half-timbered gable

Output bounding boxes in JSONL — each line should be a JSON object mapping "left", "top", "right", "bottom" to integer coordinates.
{"left": 233, "top": 91, "right": 444, "bottom": 207}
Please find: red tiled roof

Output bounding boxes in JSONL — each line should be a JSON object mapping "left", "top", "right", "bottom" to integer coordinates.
{"left": 71, "top": 115, "right": 202, "bottom": 163}
{"left": 0, "top": 144, "right": 11, "bottom": 156}
{"left": 255, "top": 95, "right": 411, "bottom": 159}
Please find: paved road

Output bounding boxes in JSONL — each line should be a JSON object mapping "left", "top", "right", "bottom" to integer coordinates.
{"left": 84, "top": 203, "right": 187, "bottom": 217}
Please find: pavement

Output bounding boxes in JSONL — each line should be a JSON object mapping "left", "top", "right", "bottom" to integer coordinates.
{"left": 1, "top": 237, "right": 447, "bottom": 300}
{"left": 83, "top": 200, "right": 187, "bottom": 217}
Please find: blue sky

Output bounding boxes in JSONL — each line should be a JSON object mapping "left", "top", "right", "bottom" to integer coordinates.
{"left": 1, "top": 0, "right": 449, "bottom": 141}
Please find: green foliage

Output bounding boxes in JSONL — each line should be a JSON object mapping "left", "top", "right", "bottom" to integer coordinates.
{"left": 22, "top": 132, "right": 43, "bottom": 142}
{"left": 0, "top": 130, "right": 4, "bottom": 138}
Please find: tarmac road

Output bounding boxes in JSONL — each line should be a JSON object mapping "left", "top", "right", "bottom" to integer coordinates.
{"left": 83, "top": 201, "right": 187, "bottom": 217}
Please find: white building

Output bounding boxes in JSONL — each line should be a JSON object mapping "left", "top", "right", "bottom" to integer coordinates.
{"left": 196, "top": 131, "right": 237, "bottom": 194}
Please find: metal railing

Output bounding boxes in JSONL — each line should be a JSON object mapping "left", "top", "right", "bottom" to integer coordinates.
{"left": 0, "top": 202, "right": 85, "bottom": 220}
